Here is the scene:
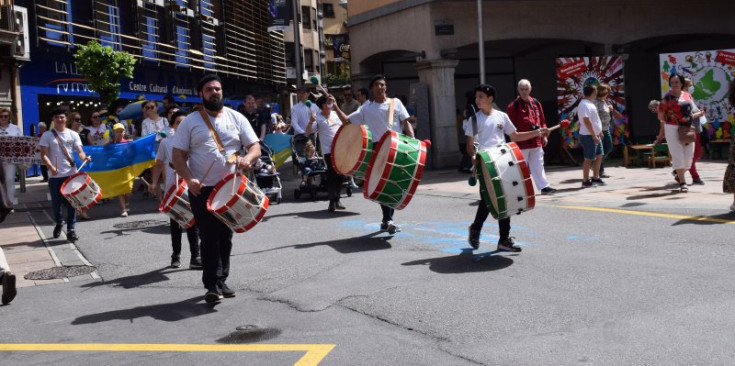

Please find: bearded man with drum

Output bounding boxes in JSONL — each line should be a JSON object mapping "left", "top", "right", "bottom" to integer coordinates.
{"left": 335, "top": 74, "right": 416, "bottom": 234}
{"left": 172, "top": 74, "right": 260, "bottom": 304}
{"left": 466, "top": 85, "right": 548, "bottom": 252}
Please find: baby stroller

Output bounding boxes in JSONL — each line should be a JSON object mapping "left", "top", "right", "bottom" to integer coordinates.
{"left": 291, "top": 134, "right": 327, "bottom": 200}
{"left": 252, "top": 141, "right": 282, "bottom": 204}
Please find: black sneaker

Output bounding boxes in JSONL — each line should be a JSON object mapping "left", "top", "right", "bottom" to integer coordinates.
{"left": 328, "top": 201, "right": 335, "bottom": 212}
{"left": 468, "top": 225, "right": 480, "bottom": 249}
{"left": 189, "top": 257, "right": 202, "bottom": 270}
{"left": 53, "top": 224, "right": 63, "bottom": 238}
{"left": 381, "top": 220, "right": 400, "bottom": 234}
{"left": 221, "top": 284, "right": 236, "bottom": 298}
{"left": 581, "top": 180, "right": 593, "bottom": 188}
{"left": 171, "top": 257, "right": 181, "bottom": 268}
{"left": 692, "top": 178, "right": 704, "bottom": 185}
{"left": 591, "top": 177, "right": 606, "bottom": 185}
{"left": 204, "top": 291, "right": 223, "bottom": 304}
{"left": 2, "top": 271, "right": 17, "bottom": 305}
{"left": 497, "top": 237, "right": 522, "bottom": 252}
{"left": 540, "top": 187, "right": 557, "bottom": 194}
{"left": 67, "top": 231, "right": 79, "bottom": 242}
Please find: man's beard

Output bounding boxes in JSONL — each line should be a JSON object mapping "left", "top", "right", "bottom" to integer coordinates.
{"left": 203, "top": 96, "right": 224, "bottom": 112}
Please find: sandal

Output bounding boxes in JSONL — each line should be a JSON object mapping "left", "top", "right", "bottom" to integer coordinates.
{"left": 679, "top": 183, "right": 688, "bottom": 193}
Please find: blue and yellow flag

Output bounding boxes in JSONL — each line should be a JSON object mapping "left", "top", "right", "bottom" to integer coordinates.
{"left": 262, "top": 133, "right": 293, "bottom": 169}
{"left": 74, "top": 134, "right": 157, "bottom": 199}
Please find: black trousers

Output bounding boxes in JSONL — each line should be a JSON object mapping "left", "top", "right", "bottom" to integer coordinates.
{"left": 471, "top": 195, "right": 510, "bottom": 242}
{"left": 189, "top": 186, "right": 233, "bottom": 293}
{"left": 381, "top": 204, "right": 394, "bottom": 223}
{"left": 323, "top": 154, "right": 343, "bottom": 202}
{"left": 170, "top": 218, "right": 200, "bottom": 260}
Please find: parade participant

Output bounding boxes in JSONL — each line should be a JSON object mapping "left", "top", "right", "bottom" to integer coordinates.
{"left": 150, "top": 111, "right": 201, "bottom": 269}
{"left": 86, "top": 110, "right": 108, "bottom": 146}
{"left": 0, "top": 247, "right": 15, "bottom": 305}
{"left": 291, "top": 86, "right": 319, "bottom": 136}
{"left": 39, "top": 108, "right": 91, "bottom": 242}
{"left": 506, "top": 79, "right": 556, "bottom": 194}
{"left": 466, "top": 84, "right": 549, "bottom": 251}
{"left": 307, "top": 95, "right": 347, "bottom": 212}
{"left": 141, "top": 100, "right": 169, "bottom": 142}
{"left": 241, "top": 95, "right": 267, "bottom": 140}
{"left": 340, "top": 86, "right": 361, "bottom": 115}
{"left": 336, "top": 74, "right": 416, "bottom": 234}
{"left": 69, "top": 112, "right": 91, "bottom": 220}
{"left": 172, "top": 74, "right": 260, "bottom": 304}
{"left": 577, "top": 85, "right": 605, "bottom": 187}
{"left": 0, "top": 108, "right": 22, "bottom": 209}
{"left": 108, "top": 124, "right": 132, "bottom": 216}
{"left": 654, "top": 74, "right": 703, "bottom": 192}
{"left": 37, "top": 122, "right": 49, "bottom": 182}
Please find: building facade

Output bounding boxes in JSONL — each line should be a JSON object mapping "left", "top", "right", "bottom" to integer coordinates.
{"left": 348, "top": 0, "right": 735, "bottom": 168}
{"left": 14, "top": 0, "right": 287, "bottom": 134}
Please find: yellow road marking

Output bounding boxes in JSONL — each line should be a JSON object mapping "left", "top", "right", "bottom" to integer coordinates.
{"left": 0, "top": 344, "right": 335, "bottom": 366}
{"left": 560, "top": 205, "right": 735, "bottom": 224}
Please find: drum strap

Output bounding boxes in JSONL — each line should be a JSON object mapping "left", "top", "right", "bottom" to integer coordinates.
{"left": 387, "top": 98, "right": 396, "bottom": 130}
{"left": 51, "top": 129, "right": 76, "bottom": 167}
{"left": 199, "top": 109, "right": 226, "bottom": 155}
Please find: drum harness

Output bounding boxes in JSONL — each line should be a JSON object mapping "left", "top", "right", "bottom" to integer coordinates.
{"left": 51, "top": 129, "right": 76, "bottom": 168}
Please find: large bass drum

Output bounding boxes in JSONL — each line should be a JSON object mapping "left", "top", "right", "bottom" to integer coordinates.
{"left": 475, "top": 142, "right": 535, "bottom": 220}
{"left": 331, "top": 123, "right": 373, "bottom": 180}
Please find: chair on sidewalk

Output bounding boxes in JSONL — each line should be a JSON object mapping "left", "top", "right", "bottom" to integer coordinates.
{"left": 648, "top": 143, "right": 671, "bottom": 168}
{"left": 623, "top": 144, "right": 640, "bottom": 167}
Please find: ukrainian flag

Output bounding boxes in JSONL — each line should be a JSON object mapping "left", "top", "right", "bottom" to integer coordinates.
{"left": 262, "top": 133, "right": 293, "bottom": 169}
{"left": 74, "top": 134, "right": 157, "bottom": 199}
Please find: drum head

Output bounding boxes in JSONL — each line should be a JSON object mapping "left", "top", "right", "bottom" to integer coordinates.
{"left": 160, "top": 182, "right": 186, "bottom": 212}
{"left": 61, "top": 173, "right": 88, "bottom": 196}
{"left": 365, "top": 132, "right": 394, "bottom": 196}
{"left": 332, "top": 124, "right": 368, "bottom": 175}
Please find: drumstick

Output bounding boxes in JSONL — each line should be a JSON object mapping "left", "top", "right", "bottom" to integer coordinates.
{"left": 310, "top": 76, "right": 329, "bottom": 97}
{"left": 199, "top": 160, "right": 216, "bottom": 183}
{"left": 77, "top": 159, "right": 88, "bottom": 172}
{"left": 546, "top": 119, "right": 571, "bottom": 133}
{"left": 139, "top": 177, "right": 151, "bottom": 187}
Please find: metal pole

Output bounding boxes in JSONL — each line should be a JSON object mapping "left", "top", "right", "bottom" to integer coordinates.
{"left": 293, "top": 0, "right": 304, "bottom": 87}
{"left": 477, "top": 0, "right": 485, "bottom": 84}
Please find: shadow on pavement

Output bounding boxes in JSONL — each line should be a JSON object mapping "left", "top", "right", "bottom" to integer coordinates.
{"left": 261, "top": 209, "right": 360, "bottom": 221}
{"left": 672, "top": 212, "right": 735, "bottom": 226}
{"left": 71, "top": 296, "right": 215, "bottom": 325}
{"left": 81, "top": 268, "right": 173, "bottom": 289}
{"left": 245, "top": 232, "right": 392, "bottom": 255}
{"left": 401, "top": 250, "right": 513, "bottom": 274}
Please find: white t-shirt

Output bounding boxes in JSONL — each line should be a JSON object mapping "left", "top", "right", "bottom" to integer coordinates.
{"left": 577, "top": 99, "right": 602, "bottom": 136}
{"left": 0, "top": 123, "right": 22, "bottom": 137}
{"left": 172, "top": 108, "right": 259, "bottom": 187}
{"left": 464, "top": 110, "right": 516, "bottom": 151}
{"left": 348, "top": 98, "right": 410, "bottom": 143}
{"left": 291, "top": 102, "right": 319, "bottom": 135}
{"left": 142, "top": 117, "right": 170, "bottom": 141}
{"left": 155, "top": 134, "right": 177, "bottom": 189}
{"left": 312, "top": 111, "right": 343, "bottom": 154}
{"left": 87, "top": 124, "right": 108, "bottom": 146}
{"left": 38, "top": 128, "right": 82, "bottom": 178}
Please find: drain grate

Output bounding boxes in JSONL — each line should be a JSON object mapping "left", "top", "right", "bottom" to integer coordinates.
{"left": 113, "top": 219, "right": 168, "bottom": 230}
{"left": 216, "top": 325, "right": 282, "bottom": 344}
{"left": 24, "top": 265, "right": 97, "bottom": 280}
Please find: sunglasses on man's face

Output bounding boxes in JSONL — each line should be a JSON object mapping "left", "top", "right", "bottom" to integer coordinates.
{"left": 144, "top": 105, "right": 156, "bottom": 110}
{"left": 0, "top": 115, "right": 9, "bottom": 119}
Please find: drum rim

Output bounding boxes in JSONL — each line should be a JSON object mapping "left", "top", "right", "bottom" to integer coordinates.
{"left": 364, "top": 131, "right": 427, "bottom": 210}
{"left": 364, "top": 130, "right": 397, "bottom": 201}
{"left": 159, "top": 179, "right": 188, "bottom": 213}
{"left": 235, "top": 195, "right": 269, "bottom": 233}
{"left": 206, "top": 173, "right": 247, "bottom": 214}
{"left": 477, "top": 149, "right": 504, "bottom": 219}
{"left": 332, "top": 123, "right": 372, "bottom": 176}
{"left": 508, "top": 143, "right": 536, "bottom": 211}
{"left": 60, "top": 171, "right": 91, "bottom": 197}
{"left": 394, "top": 140, "right": 427, "bottom": 210}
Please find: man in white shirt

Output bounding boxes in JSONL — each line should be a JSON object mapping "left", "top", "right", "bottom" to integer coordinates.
{"left": 290, "top": 85, "right": 319, "bottom": 137}
{"left": 307, "top": 95, "right": 348, "bottom": 212}
{"left": 577, "top": 85, "right": 605, "bottom": 187}
{"left": 172, "top": 74, "right": 260, "bottom": 304}
{"left": 335, "top": 74, "right": 416, "bottom": 234}
{"left": 39, "top": 108, "right": 91, "bottom": 242}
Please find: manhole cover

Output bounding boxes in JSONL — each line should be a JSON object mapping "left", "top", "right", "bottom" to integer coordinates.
{"left": 216, "top": 325, "right": 281, "bottom": 344}
{"left": 24, "top": 265, "right": 97, "bottom": 280}
{"left": 113, "top": 219, "right": 168, "bottom": 230}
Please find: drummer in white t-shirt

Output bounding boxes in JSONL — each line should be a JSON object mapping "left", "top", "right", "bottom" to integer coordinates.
{"left": 150, "top": 110, "right": 201, "bottom": 270}
{"left": 171, "top": 74, "right": 260, "bottom": 305}
{"left": 333, "top": 74, "right": 417, "bottom": 234}
{"left": 465, "top": 84, "right": 547, "bottom": 253}
{"left": 39, "top": 108, "right": 91, "bottom": 243}
{"left": 307, "top": 95, "right": 348, "bottom": 212}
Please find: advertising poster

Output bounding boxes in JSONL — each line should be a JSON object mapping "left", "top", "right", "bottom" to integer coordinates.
{"left": 659, "top": 48, "right": 735, "bottom": 141}
{"left": 556, "top": 56, "right": 627, "bottom": 148}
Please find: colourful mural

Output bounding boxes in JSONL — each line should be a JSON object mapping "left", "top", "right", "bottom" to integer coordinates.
{"left": 556, "top": 56, "right": 628, "bottom": 148}
{"left": 659, "top": 49, "right": 735, "bottom": 141}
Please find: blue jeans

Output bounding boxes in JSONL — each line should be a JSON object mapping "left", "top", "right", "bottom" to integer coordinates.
{"left": 580, "top": 135, "right": 603, "bottom": 160}
{"left": 600, "top": 128, "right": 613, "bottom": 173}
{"left": 49, "top": 177, "right": 76, "bottom": 232}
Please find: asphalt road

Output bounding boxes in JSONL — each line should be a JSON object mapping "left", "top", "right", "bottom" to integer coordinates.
{"left": 2, "top": 164, "right": 735, "bottom": 366}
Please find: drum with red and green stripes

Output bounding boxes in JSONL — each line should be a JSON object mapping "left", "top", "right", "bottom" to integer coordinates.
{"left": 475, "top": 142, "right": 535, "bottom": 220}
{"left": 364, "top": 131, "right": 428, "bottom": 210}
{"left": 331, "top": 123, "right": 373, "bottom": 180}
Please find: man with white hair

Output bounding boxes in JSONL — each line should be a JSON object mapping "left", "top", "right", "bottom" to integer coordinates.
{"left": 506, "top": 79, "right": 556, "bottom": 194}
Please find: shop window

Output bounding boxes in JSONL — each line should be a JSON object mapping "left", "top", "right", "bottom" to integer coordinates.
{"left": 94, "top": 1, "right": 122, "bottom": 50}
{"left": 39, "top": 0, "right": 74, "bottom": 47}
